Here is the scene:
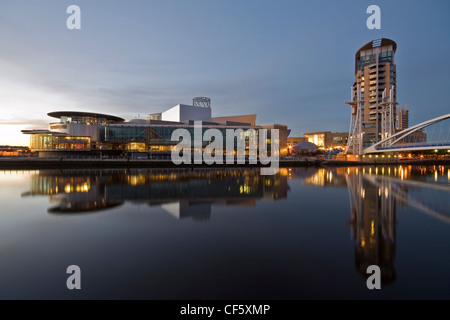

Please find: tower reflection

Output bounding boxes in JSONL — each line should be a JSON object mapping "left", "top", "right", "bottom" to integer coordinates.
{"left": 344, "top": 165, "right": 450, "bottom": 285}
{"left": 21, "top": 168, "right": 289, "bottom": 220}
{"left": 346, "top": 168, "right": 397, "bottom": 285}
{"left": 299, "top": 164, "right": 450, "bottom": 285}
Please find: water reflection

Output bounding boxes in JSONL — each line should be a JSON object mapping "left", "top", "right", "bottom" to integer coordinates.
{"left": 22, "top": 168, "right": 289, "bottom": 220}
{"left": 304, "top": 165, "right": 450, "bottom": 286}
{"left": 19, "top": 165, "right": 450, "bottom": 287}
{"left": 346, "top": 168, "right": 397, "bottom": 285}
{"left": 21, "top": 166, "right": 449, "bottom": 223}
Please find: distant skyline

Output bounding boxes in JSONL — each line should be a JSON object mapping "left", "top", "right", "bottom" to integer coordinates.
{"left": 1, "top": 0, "right": 449, "bottom": 145}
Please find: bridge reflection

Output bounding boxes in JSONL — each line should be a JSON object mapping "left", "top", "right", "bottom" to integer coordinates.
{"left": 303, "top": 165, "right": 450, "bottom": 285}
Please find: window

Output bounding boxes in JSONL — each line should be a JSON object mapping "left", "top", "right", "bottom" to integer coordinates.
{"left": 333, "top": 137, "right": 343, "bottom": 144}
{"left": 307, "top": 134, "right": 325, "bottom": 148}
{"left": 128, "top": 143, "right": 146, "bottom": 152}
{"left": 363, "top": 123, "right": 376, "bottom": 129}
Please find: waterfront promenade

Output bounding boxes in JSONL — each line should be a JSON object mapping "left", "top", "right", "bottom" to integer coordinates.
{"left": 0, "top": 157, "right": 449, "bottom": 169}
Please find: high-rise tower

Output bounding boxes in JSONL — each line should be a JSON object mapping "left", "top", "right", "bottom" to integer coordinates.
{"left": 346, "top": 39, "right": 397, "bottom": 154}
{"left": 395, "top": 105, "right": 409, "bottom": 131}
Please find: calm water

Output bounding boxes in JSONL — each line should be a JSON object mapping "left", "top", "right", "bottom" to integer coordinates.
{"left": 0, "top": 166, "right": 449, "bottom": 299}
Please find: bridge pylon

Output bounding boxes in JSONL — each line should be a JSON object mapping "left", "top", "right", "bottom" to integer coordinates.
{"left": 345, "top": 84, "right": 363, "bottom": 155}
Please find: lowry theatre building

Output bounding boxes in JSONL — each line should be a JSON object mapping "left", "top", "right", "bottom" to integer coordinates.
{"left": 22, "top": 98, "right": 289, "bottom": 158}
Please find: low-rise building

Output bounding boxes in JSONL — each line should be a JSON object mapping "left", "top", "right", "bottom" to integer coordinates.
{"left": 22, "top": 98, "right": 289, "bottom": 158}
{"left": 302, "top": 131, "right": 348, "bottom": 150}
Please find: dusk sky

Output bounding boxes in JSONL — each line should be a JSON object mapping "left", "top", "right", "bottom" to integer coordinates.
{"left": 0, "top": 0, "right": 449, "bottom": 145}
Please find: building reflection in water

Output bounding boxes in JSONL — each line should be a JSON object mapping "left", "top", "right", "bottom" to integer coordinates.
{"left": 346, "top": 168, "right": 397, "bottom": 285}
{"left": 21, "top": 165, "right": 449, "bottom": 284}
{"left": 21, "top": 168, "right": 289, "bottom": 221}
{"left": 304, "top": 165, "right": 450, "bottom": 286}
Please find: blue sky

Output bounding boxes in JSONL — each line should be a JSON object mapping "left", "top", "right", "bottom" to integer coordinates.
{"left": 0, "top": 0, "right": 449, "bottom": 145}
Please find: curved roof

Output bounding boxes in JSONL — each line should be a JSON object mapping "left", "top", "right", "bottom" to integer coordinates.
{"left": 21, "top": 129, "right": 66, "bottom": 135}
{"left": 48, "top": 202, "right": 123, "bottom": 214}
{"left": 293, "top": 141, "right": 318, "bottom": 151}
{"left": 48, "top": 111, "right": 125, "bottom": 122}
{"left": 356, "top": 38, "right": 397, "bottom": 58}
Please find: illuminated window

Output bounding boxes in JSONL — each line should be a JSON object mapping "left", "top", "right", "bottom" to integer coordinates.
{"left": 307, "top": 134, "right": 325, "bottom": 148}
{"left": 129, "top": 143, "right": 147, "bottom": 152}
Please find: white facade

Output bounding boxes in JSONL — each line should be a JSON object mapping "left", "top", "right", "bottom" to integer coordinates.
{"left": 162, "top": 104, "right": 211, "bottom": 122}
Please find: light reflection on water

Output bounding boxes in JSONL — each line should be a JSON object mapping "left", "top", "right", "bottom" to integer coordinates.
{"left": 0, "top": 165, "right": 449, "bottom": 299}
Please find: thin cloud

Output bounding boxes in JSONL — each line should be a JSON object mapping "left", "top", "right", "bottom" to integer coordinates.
{"left": 0, "top": 119, "right": 49, "bottom": 127}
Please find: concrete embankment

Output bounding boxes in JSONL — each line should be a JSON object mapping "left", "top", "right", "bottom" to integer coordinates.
{"left": 0, "top": 158, "right": 324, "bottom": 169}
{"left": 0, "top": 158, "right": 448, "bottom": 170}
{"left": 320, "top": 159, "right": 450, "bottom": 166}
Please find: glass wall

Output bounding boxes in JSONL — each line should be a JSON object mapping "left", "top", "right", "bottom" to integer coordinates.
{"left": 57, "top": 115, "right": 112, "bottom": 126}
{"left": 106, "top": 126, "right": 163, "bottom": 143}
{"left": 105, "top": 125, "right": 263, "bottom": 153}
{"left": 30, "top": 134, "right": 91, "bottom": 150}
{"left": 128, "top": 143, "right": 147, "bottom": 152}
{"left": 306, "top": 134, "right": 325, "bottom": 149}
{"left": 356, "top": 51, "right": 393, "bottom": 71}
{"left": 107, "top": 126, "right": 258, "bottom": 145}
